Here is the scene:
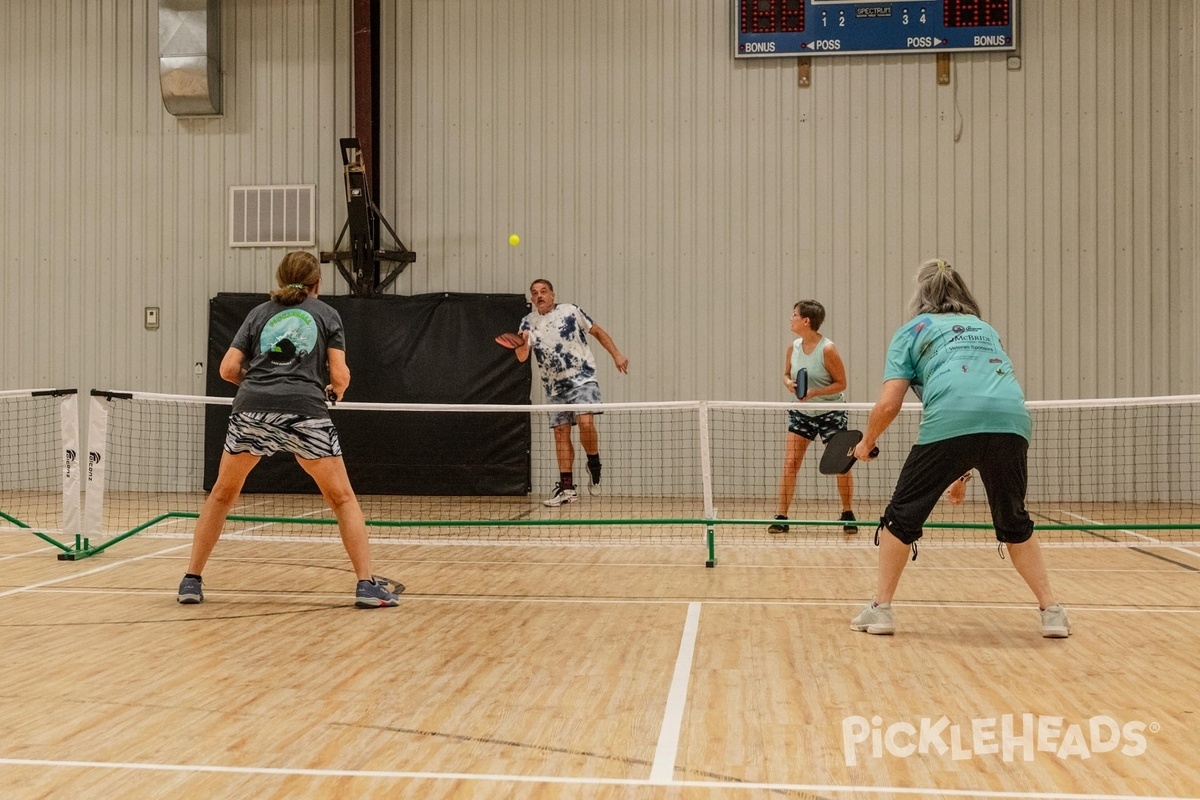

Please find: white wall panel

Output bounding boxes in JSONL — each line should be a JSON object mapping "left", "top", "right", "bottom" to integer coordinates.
{"left": 0, "top": 0, "right": 351, "bottom": 396}
{"left": 1, "top": 0, "right": 1197, "bottom": 404}
{"left": 383, "top": 0, "right": 1199, "bottom": 402}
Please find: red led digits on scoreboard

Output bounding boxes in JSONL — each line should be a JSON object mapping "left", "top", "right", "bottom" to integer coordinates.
{"left": 943, "top": 0, "right": 1010, "bottom": 28}
{"left": 741, "top": 0, "right": 804, "bottom": 34}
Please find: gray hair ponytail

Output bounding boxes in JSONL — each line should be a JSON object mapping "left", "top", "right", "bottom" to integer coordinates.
{"left": 908, "top": 258, "right": 982, "bottom": 317}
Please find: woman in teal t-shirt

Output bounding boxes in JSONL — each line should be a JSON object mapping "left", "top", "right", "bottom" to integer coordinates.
{"left": 849, "top": 259, "right": 1070, "bottom": 639}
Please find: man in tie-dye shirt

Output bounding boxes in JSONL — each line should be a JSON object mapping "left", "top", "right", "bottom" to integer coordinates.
{"left": 514, "top": 279, "right": 629, "bottom": 506}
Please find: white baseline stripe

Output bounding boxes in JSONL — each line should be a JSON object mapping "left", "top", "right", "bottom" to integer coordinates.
{"left": 14, "top": 587, "right": 1200, "bottom": 615}
{"left": 650, "top": 601, "right": 700, "bottom": 783}
{"left": 0, "top": 543, "right": 190, "bottom": 599}
{"left": 1058, "top": 511, "right": 1200, "bottom": 560}
{"left": 0, "top": 757, "right": 1192, "bottom": 800}
{"left": 0, "top": 545, "right": 60, "bottom": 562}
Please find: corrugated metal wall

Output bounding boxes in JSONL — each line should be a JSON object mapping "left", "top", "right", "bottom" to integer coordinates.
{"left": 382, "top": 0, "right": 1198, "bottom": 402}
{"left": 1, "top": 1, "right": 1196, "bottom": 403}
{"left": 0, "top": 0, "right": 352, "bottom": 395}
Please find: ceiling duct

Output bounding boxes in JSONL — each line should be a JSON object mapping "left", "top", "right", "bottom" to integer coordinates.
{"left": 159, "top": 0, "right": 222, "bottom": 116}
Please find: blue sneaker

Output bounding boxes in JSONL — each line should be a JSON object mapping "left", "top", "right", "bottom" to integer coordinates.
{"left": 177, "top": 575, "right": 204, "bottom": 604}
{"left": 355, "top": 578, "right": 399, "bottom": 608}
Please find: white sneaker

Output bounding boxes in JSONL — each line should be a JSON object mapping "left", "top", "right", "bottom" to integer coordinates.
{"left": 542, "top": 483, "right": 579, "bottom": 507}
{"left": 1040, "top": 604, "right": 1071, "bottom": 638}
{"left": 850, "top": 602, "right": 895, "bottom": 635}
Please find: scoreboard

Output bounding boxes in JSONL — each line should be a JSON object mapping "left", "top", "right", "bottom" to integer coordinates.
{"left": 734, "top": 0, "right": 1017, "bottom": 58}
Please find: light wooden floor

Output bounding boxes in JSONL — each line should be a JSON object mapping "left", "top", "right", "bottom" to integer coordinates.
{"left": 1, "top": 529, "right": 1199, "bottom": 799}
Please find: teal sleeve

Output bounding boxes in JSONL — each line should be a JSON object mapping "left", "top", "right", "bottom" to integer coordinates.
{"left": 882, "top": 324, "right": 917, "bottom": 382}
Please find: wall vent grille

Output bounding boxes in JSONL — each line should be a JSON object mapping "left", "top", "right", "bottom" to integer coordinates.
{"left": 229, "top": 185, "right": 315, "bottom": 247}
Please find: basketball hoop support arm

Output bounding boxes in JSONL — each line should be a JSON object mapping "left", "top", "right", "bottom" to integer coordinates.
{"left": 319, "top": 138, "right": 417, "bottom": 296}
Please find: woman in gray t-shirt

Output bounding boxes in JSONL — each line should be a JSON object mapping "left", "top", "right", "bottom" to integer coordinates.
{"left": 175, "top": 251, "right": 399, "bottom": 609}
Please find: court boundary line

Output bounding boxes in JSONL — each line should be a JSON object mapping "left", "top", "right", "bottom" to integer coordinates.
{"left": 0, "top": 545, "right": 60, "bottom": 562}
{"left": 0, "top": 756, "right": 1193, "bottom": 800}
{"left": 12, "top": 586, "right": 1200, "bottom": 614}
{"left": 0, "top": 543, "right": 191, "bottom": 599}
{"left": 650, "top": 601, "right": 700, "bottom": 783}
{"left": 102, "top": 528, "right": 1200, "bottom": 552}
{"left": 1058, "top": 511, "right": 1200, "bottom": 562}
{"left": 98, "top": 542, "right": 1200, "bottom": 573}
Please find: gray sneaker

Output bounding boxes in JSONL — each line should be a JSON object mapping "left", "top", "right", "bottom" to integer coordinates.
{"left": 1040, "top": 604, "right": 1071, "bottom": 638}
{"left": 543, "top": 482, "right": 579, "bottom": 507}
{"left": 850, "top": 602, "right": 895, "bottom": 635}
{"left": 177, "top": 575, "right": 203, "bottom": 604}
{"left": 355, "top": 578, "right": 399, "bottom": 608}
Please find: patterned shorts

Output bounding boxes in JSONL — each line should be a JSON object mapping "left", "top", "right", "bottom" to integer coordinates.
{"left": 787, "top": 409, "right": 849, "bottom": 442}
{"left": 547, "top": 382, "right": 603, "bottom": 428}
{"left": 225, "top": 412, "right": 342, "bottom": 459}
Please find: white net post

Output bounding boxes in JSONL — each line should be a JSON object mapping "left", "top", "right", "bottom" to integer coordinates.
{"left": 699, "top": 401, "right": 716, "bottom": 520}
{"left": 699, "top": 401, "right": 718, "bottom": 567}
{"left": 82, "top": 393, "right": 111, "bottom": 541}
{"left": 59, "top": 392, "right": 82, "bottom": 537}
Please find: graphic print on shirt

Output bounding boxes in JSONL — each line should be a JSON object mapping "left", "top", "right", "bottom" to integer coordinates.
{"left": 259, "top": 308, "right": 318, "bottom": 365}
{"left": 520, "top": 304, "right": 598, "bottom": 397}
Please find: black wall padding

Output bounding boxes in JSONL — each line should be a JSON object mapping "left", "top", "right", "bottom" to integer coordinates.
{"left": 205, "top": 292, "right": 532, "bottom": 496}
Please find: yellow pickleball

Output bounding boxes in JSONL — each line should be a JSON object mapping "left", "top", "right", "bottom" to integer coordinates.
{"left": 508, "top": 233, "right": 520, "bottom": 247}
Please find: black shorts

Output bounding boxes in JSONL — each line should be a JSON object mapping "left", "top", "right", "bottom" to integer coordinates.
{"left": 880, "top": 432, "right": 1033, "bottom": 545}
